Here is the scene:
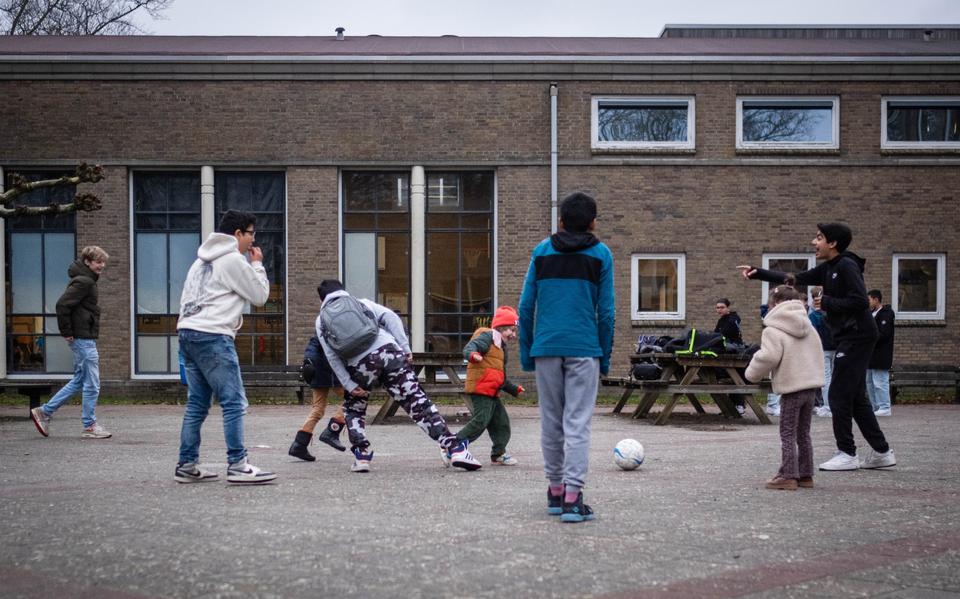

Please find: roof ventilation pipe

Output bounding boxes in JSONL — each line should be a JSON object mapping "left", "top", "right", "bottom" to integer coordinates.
{"left": 336, "top": 27, "right": 345, "bottom": 41}
{"left": 550, "top": 82, "right": 558, "bottom": 234}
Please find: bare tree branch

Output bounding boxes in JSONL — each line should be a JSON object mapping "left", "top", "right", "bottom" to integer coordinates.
{"left": 1, "top": 163, "right": 104, "bottom": 217}
{"left": 1, "top": 0, "right": 173, "bottom": 36}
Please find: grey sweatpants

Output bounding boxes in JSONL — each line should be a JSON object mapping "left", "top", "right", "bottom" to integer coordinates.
{"left": 534, "top": 356, "right": 600, "bottom": 489}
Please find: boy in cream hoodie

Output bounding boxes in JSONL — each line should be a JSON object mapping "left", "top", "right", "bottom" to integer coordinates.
{"left": 746, "top": 286, "right": 825, "bottom": 491}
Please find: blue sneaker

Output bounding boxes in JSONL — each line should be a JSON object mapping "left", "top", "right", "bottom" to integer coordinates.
{"left": 547, "top": 490, "right": 563, "bottom": 516}
{"left": 560, "top": 492, "right": 595, "bottom": 523}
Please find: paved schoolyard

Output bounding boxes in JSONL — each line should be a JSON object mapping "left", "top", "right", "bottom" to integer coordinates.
{"left": 1, "top": 401, "right": 958, "bottom": 599}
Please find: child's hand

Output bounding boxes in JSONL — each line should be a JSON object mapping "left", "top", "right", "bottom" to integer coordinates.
{"left": 469, "top": 352, "right": 483, "bottom": 363}
{"left": 516, "top": 385, "right": 525, "bottom": 395}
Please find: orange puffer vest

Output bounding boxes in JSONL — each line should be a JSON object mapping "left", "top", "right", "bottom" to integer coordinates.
{"left": 464, "top": 328, "right": 505, "bottom": 397}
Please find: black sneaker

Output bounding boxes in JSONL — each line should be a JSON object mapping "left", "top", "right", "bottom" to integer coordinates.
{"left": 547, "top": 490, "right": 563, "bottom": 516}
{"left": 560, "top": 492, "right": 595, "bottom": 523}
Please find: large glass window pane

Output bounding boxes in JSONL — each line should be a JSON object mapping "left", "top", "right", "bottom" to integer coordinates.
{"left": 764, "top": 256, "right": 815, "bottom": 298}
{"left": 897, "top": 258, "right": 940, "bottom": 312}
{"left": 636, "top": 259, "right": 679, "bottom": 313}
{"left": 379, "top": 234, "right": 409, "bottom": 313}
{"left": 742, "top": 103, "right": 833, "bottom": 142}
{"left": 137, "top": 336, "right": 169, "bottom": 373}
{"left": 460, "top": 233, "right": 491, "bottom": 313}
{"left": 43, "top": 234, "right": 74, "bottom": 314}
{"left": 169, "top": 234, "right": 199, "bottom": 312}
{"left": 344, "top": 233, "right": 377, "bottom": 300}
{"left": 10, "top": 233, "right": 42, "bottom": 314}
{"left": 598, "top": 103, "right": 689, "bottom": 142}
{"left": 428, "top": 232, "right": 459, "bottom": 313}
{"left": 344, "top": 172, "right": 408, "bottom": 212}
{"left": 888, "top": 103, "right": 960, "bottom": 142}
{"left": 136, "top": 234, "right": 167, "bottom": 314}
{"left": 45, "top": 336, "right": 73, "bottom": 372}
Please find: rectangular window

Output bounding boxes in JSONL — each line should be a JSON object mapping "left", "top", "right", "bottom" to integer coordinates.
{"left": 132, "top": 171, "right": 201, "bottom": 374}
{"left": 343, "top": 171, "right": 411, "bottom": 327}
{"left": 892, "top": 254, "right": 945, "bottom": 320}
{"left": 215, "top": 171, "right": 286, "bottom": 366}
{"left": 761, "top": 254, "right": 817, "bottom": 305}
{"left": 592, "top": 97, "right": 695, "bottom": 151}
{"left": 737, "top": 97, "right": 839, "bottom": 150}
{"left": 882, "top": 97, "right": 960, "bottom": 150}
{"left": 425, "top": 172, "right": 494, "bottom": 352}
{"left": 631, "top": 254, "right": 685, "bottom": 320}
{"left": 4, "top": 169, "right": 77, "bottom": 374}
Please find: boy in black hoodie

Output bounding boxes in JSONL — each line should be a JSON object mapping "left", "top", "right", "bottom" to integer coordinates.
{"left": 738, "top": 223, "right": 896, "bottom": 472}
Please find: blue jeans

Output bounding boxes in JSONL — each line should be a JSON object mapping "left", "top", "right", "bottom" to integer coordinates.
{"left": 178, "top": 329, "right": 248, "bottom": 465}
{"left": 41, "top": 338, "right": 100, "bottom": 427}
{"left": 866, "top": 369, "right": 891, "bottom": 411}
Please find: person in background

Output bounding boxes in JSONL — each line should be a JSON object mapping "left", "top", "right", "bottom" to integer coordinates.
{"left": 866, "top": 289, "right": 895, "bottom": 417}
{"left": 809, "top": 286, "right": 836, "bottom": 418}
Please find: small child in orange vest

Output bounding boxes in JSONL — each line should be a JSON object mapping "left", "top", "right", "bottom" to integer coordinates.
{"left": 443, "top": 305, "right": 525, "bottom": 467}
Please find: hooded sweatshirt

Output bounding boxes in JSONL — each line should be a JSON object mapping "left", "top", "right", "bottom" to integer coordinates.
{"left": 316, "top": 289, "right": 411, "bottom": 393}
{"left": 518, "top": 230, "right": 615, "bottom": 374}
{"left": 750, "top": 251, "right": 878, "bottom": 344}
{"left": 177, "top": 233, "right": 269, "bottom": 337}
{"left": 55, "top": 259, "right": 101, "bottom": 339}
{"left": 745, "top": 300, "right": 826, "bottom": 394}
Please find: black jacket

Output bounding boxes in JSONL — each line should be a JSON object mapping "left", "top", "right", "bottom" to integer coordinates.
{"left": 869, "top": 305, "right": 895, "bottom": 370}
{"left": 751, "top": 251, "right": 878, "bottom": 344}
{"left": 55, "top": 260, "right": 101, "bottom": 339}
{"left": 714, "top": 312, "right": 743, "bottom": 344}
{"left": 304, "top": 335, "right": 338, "bottom": 389}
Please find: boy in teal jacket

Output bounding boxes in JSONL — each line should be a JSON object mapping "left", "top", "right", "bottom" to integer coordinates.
{"left": 519, "top": 191, "right": 615, "bottom": 523}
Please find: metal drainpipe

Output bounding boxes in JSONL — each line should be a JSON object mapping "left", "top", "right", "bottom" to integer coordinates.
{"left": 0, "top": 167, "right": 5, "bottom": 378}
{"left": 550, "top": 83, "right": 558, "bottom": 234}
{"left": 200, "top": 166, "right": 214, "bottom": 238}
{"left": 410, "top": 166, "right": 426, "bottom": 352}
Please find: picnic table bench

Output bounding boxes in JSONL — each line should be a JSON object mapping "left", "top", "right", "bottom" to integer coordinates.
{"left": 240, "top": 365, "right": 308, "bottom": 404}
{"left": 0, "top": 381, "right": 55, "bottom": 416}
{"left": 371, "top": 352, "right": 473, "bottom": 424}
{"left": 890, "top": 364, "right": 960, "bottom": 403}
{"left": 603, "top": 353, "right": 772, "bottom": 425}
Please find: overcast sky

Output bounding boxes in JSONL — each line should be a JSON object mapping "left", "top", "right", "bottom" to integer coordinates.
{"left": 145, "top": 0, "right": 960, "bottom": 37}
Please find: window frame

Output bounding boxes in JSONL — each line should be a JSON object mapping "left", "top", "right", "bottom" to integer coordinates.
{"left": 760, "top": 253, "right": 817, "bottom": 305}
{"left": 736, "top": 96, "right": 840, "bottom": 151}
{"left": 630, "top": 253, "right": 686, "bottom": 321}
{"left": 892, "top": 253, "right": 946, "bottom": 320}
{"left": 881, "top": 96, "right": 960, "bottom": 151}
{"left": 591, "top": 96, "right": 696, "bottom": 151}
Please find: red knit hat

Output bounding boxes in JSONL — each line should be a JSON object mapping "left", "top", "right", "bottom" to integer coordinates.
{"left": 491, "top": 306, "right": 519, "bottom": 329}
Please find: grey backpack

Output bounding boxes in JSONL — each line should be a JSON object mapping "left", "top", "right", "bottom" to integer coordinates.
{"left": 320, "top": 295, "right": 379, "bottom": 359}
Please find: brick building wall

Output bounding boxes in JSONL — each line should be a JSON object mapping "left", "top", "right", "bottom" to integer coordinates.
{"left": 3, "top": 74, "right": 958, "bottom": 389}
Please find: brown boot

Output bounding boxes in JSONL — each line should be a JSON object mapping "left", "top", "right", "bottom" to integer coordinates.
{"left": 765, "top": 476, "right": 798, "bottom": 490}
{"left": 798, "top": 477, "right": 814, "bottom": 488}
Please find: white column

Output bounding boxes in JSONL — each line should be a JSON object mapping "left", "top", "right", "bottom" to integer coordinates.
{"left": 0, "top": 167, "right": 5, "bottom": 378}
{"left": 201, "top": 166, "right": 215, "bottom": 238}
{"left": 410, "top": 166, "right": 426, "bottom": 352}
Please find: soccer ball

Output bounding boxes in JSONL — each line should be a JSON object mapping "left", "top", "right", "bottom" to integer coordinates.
{"left": 613, "top": 439, "right": 645, "bottom": 470}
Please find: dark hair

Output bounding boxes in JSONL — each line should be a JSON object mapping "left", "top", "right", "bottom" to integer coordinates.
{"left": 559, "top": 192, "right": 597, "bottom": 233}
{"left": 716, "top": 298, "right": 730, "bottom": 307}
{"left": 317, "top": 279, "right": 344, "bottom": 301}
{"left": 218, "top": 210, "right": 256, "bottom": 236}
{"left": 768, "top": 285, "right": 802, "bottom": 307}
{"left": 868, "top": 289, "right": 883, "bottom": 301}
{"left": 817, "top": 222, "right": 853, "bottom": 253}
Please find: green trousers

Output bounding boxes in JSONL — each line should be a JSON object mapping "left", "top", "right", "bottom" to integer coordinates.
{"left": 456, "top": 394, "right": 511, "bottom": 459}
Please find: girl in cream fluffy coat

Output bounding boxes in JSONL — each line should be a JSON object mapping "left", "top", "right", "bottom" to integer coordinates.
{"left": 746, "top": 286, "right": 825, "bottom": 490}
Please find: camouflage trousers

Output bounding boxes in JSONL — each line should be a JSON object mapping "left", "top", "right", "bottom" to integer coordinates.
{"left": 345, "top": 344, "right": 458, "bottom": 451}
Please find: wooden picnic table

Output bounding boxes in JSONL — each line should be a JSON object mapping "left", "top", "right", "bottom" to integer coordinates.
{"left": 604, "top": 353, "right": 772, "bottom": 425}
{"left": 371, "top": 352, "right": 472, "bottom": 424}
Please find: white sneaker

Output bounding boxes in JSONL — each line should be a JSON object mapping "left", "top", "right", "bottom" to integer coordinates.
{"left": 449, "top": 440, "right": 482, "bottom": 471}
{"left": 492, "top": 454, "right": 518, "bottom": 466}
{"left": 860, "top": 448, "right": 896, "bottom": 469}
{"left": 174, "top": 462, "right": 219, "bottom": 484}
{"left": 351, "top": 447, "right": 373, "bottom": 473}
{"left": 764, "top": 406, "right": 781, "bottom": 417}
{"left": 874, "top": 408, "right": 892, "bottom": 417}
{"left": 816, "top": 407, "right": 833, "bottom": 418}
{"left": 819, "top": 451, "right": 860, "bottom": 471}
{"left": 439, "top": 445, "right": 451, "bottom": 468}
{"left": 30, "top": 407, "right": 50, "bottom": 437}
{"left": 735, "top": 404, "right": 746, "bottom": 416}
{"left": 226, "top": 458, "right": 277, "bottom": 484}
{"left": 81, "top": 423, "right": 112, "bottom": 439}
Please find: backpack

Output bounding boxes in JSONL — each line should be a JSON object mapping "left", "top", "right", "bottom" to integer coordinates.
{"left": 671, "top": 328, "right": 726, "bottom": 358}
{"left": 320, "top": 294, "right": 379, "bottom": 359}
